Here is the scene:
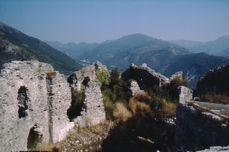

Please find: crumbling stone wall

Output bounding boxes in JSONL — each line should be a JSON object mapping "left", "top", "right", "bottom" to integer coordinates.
{"left": 122, "top": 63, "right": 170, "bottom": 90}
{"left": 175, "top": 87, "right": 229, "bottom": 151}
{"left": 68, "top": 61, "right": 107, "bottom": 91}
{"left": 74, "top": 82, "right": 106, "bottom": 127}
{"left": 0, "top": 61, "right": 73, "bottom": 151}
{"left": 129, "top": 81, "right": 143, "bottom": 96}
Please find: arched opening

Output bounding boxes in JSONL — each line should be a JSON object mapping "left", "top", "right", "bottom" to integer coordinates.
{"left": 67, "top": 88, "right": 84, "bottom": 121}
{"left": 67, "top": 77, "right": 90, "bottom": 121}
{"left": 17, "top": 86, "right": 28, "bottom": 118}
{"left": 67, "top": 73, "right": 76, "bottom": 86}
{"left": 27, "top": 126, "right": 39, "bottom": 150}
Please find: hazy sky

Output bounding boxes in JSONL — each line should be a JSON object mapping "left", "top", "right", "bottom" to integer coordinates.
{"left": 0, "top": 0, "right": 229, "bottom": 44}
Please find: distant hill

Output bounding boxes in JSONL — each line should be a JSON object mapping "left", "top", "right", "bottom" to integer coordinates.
{"left": 170, "top": 35, "right": 229, "bottom": 56}
{"left": 159, "top": 52, "right": 229, "bottom": 88}
{"left": 45, "top": 41, "right": 98, "bottom": 61}
{"left": 218, "top": 47, "right": 229, "bottom": 57}
{"left": 45, "top": 33, "right": 229, "bottom": 88}
{"left": 0, "top": 22, "right": 82, "bottom": 75}
{"left": 73, "top": 34, "right": 190, "bottom": 70}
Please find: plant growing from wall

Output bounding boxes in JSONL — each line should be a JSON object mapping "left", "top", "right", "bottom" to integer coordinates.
{"left": 96, "top": 69, "right": 110, "bottom": 87}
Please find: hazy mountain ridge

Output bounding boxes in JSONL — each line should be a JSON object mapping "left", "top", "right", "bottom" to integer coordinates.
{"left": 45, "top": 41, "right": 99, "bottom": 60}
{"left": 77, "top": 34, "right": 188, "bottom": 68}
{"left": 0, "top": 22, "right": 82, "bottom": 75}
{"left": 170, "top": 35, "right": 229, "bottom": 56}
{"left": 47, "top": 33, "right": 229, "bottom": 88}
{"left": 160, "top": 52, "right": 229, "bottom": 88}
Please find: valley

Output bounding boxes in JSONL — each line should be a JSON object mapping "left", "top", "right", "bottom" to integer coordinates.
{"left": 1, "top": 21, "right": 229, "bottom": 152}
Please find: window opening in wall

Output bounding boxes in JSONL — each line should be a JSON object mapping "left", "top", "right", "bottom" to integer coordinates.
{"left": 17, "top": 86, "right": 28, "bottom": 118}
{"left": 82, "top": 76, "right": 90, "bottom": 86}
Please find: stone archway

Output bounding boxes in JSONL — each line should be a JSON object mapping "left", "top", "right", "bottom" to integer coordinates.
{"left": 27, "top": 123, "right": 43, "bottom": 150}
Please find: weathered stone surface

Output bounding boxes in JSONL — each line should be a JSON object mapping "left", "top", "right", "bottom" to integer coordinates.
{"left": 74, "top": 82, "right": 106, "bottom": 127}
{"left": 129, "top": 81, "right": 143, "bottom": 96}
{"left": 68, "top": 61, "right": 107, "bottom": 91}
{"left": 177, "top": 86, "right": 193, "bottom": 104}
{"left": 0, "top": 61, "right": 73, "bottom": 151}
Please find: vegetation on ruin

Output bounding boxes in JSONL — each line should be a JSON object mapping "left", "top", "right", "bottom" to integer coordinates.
{"left": 95, "top": 69, "right": 111, "bottom": 87}
{"left": 98, "top": 67, "right": 188, "bottom": 121}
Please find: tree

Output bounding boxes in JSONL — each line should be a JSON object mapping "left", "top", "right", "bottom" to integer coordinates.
{"left": 110, "top": 67, "right": 122, "bottom": 86}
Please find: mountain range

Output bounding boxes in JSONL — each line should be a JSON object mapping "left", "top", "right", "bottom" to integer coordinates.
{"left": 47, "top": 34, "right": 229, "bottom": 88}
{"left": 0, "top": 22, "right": 81, "bottom": 75}
{"left": 1, "top": 21, "right": 229, "bottom": 89}
{"left": 170, "top": 35, "right": 229, "bottom": 56}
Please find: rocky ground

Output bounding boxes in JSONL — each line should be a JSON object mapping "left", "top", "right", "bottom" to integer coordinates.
{"left": 47, "top": 116, "right": 175, "bottom": 152}
{"left": 52, "top": 121, "right": 114, "bottom": 152}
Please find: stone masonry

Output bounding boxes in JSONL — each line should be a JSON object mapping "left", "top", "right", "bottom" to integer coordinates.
{"left": 122, "top": 63, "right": 170, "bottom": 90}
{"left": 68, "top": 61, "right": 107, "bottom": 91}
{"left": 74, "top": 82, "right": 106, "bottom": 128}
{"left": 0, "top": 61, "right": 74, "bottom": 151}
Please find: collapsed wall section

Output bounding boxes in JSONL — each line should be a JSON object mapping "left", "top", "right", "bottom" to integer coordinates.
{"left": 121, "top": 63, "right": 170, "bottom": 90}
{"left": 0, "top": 61, "right": 51, "bottom": 151}
{"left": 46, "top": 71, "right": 74, "bottom": 143}
{"left": 74, "top": 82, "right": 106, "bottom": 127}
{"left": 0, "top": 61, "right": 73, "bottom": 151}
{"left": 68, "top": 61, "right": 107, "bottom": 91}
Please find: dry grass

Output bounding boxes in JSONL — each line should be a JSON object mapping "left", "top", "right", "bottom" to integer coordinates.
{"left": 200, "top": 93, "right": 229, "bottom": 104}
{"left": 159, "top": 100, "right": 177, "bottom": 118}
{"left": 113, "top": 102, "right": 132, "bottom": 122}
{"left": 36, "top": 142, "right": 55, "bottom": 151}
{"left": 128, "top": 93, "right": 151, "bottom": 116}
{"left": 128, "top": 98, "right": 151, "bottom": 116}
{"left": 103, "top": 94, "right": 115, "bottom": 119}
{"left": 133, "top": 92, "right": 151, "bottom": 103}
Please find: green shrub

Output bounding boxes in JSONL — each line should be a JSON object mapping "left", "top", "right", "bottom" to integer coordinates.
{"left": 110, "top": 67, "right": 122, "bottom": 86}
{"left": 96, "top": 69, "right": 110, "bottom": 87}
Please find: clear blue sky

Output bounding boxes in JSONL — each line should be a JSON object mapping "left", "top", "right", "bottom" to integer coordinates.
{"left": 0, "top": 0, "right": 229, "bottom": 44}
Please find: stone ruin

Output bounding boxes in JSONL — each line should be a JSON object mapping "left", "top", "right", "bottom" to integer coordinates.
{"left": 68, "top": 61, "right": 107, "bottom": 91}
{"left": 74, "top": 82, "right": 106, "bottom": 127}
{"left": 122, "top": 63, "right": 170, "bottom": 90}
{"left": 0, "top": 61, "right": 74, "bottom": 151}
{"left": 67, "top": 61, "right": 106, "bottom": 127}
{"left": 176, "top": 86, "right": 229, "bottom": 151}
{"left": 0, "top": 60, "right": 107, "bottom": 151}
